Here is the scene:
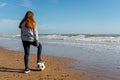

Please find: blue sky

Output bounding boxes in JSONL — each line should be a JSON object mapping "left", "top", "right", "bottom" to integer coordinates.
{"left": 0, "top": 0, "right": 120, "bottom": 34}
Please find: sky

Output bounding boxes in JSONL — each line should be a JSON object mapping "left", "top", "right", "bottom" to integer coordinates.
{"left": 0, "top": 0, "right": 120, "bottom": 34}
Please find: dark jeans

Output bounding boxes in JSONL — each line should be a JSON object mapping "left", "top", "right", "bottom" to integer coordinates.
{"left": 22, "top": 41, "right": 42, "bottom": 70}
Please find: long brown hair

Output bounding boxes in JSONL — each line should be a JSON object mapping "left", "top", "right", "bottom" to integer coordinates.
{"left": 19, "top": 11, "right": 36, "bottom": 29}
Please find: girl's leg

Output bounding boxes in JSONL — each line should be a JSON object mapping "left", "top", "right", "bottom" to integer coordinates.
{"left": 30, "top": 41, "right": 42, "bottom": 63}
{"left": 37, "top": 42, "right": 42, "bottom": 63}
{"left": 22, "top": 41, "right": 30, "bottom": 70}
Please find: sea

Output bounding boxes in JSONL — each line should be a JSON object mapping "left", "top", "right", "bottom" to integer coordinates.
{"left": 0, "top": 34, "right": 120, "bottom": 80}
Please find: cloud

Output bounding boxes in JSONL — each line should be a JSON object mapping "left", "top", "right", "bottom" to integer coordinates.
{"left": 20, "top": 0, "right": 37, "bottom": 10}
{"left": 0, "top": 19, "right": 20, "bottom": 24}
{"left": 0, "top": 2, "right": 7, "bottom": 7}
{"left": 22, "top": 0, "right": 32, "bottom": 8}
{"left": 0, "top": 19, "right": 20, "bottom": 33}
{"left": 52, "top": 0, "right": 60, "bottom": 4}
{"left": 37, "top": 24, "right": 49, "bottom": 30}
{"left": 39, "top": 24, "right": 48, "bottom": 27}
{"left": 0, "top": 1, "right": 37, "bottom": 10}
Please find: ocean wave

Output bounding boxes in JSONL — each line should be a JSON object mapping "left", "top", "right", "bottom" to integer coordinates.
{"left": 0, "top": 34, "right": 20, "bottom": 38}
{"left": 1, "top": 34, "right": 120, "bottom": 42}
{"left": 40, "top": 34, "right": 120, "bottom": 42}
{"left": 0, "top": 37, "right": 11, "bottom": 40}
{"left": 43, "top": 41, "right": 120, "bottom": 48}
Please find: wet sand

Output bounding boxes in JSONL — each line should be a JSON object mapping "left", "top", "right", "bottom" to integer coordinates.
{"left": 0, "top": 47, "right": 90, "bottom": 80}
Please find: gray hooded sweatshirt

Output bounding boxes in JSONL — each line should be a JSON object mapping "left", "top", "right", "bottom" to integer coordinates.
{"left": 20, "top": 22, "right": 39, "bottom": 42}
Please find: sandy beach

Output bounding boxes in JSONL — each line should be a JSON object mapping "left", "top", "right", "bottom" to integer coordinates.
{"left": 0, "top": 47, "right": 89, "bottom": 80}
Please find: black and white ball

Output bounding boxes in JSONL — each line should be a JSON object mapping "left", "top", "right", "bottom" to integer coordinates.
{"left": 37, "top": 62, "right": 45, "bottom": 71}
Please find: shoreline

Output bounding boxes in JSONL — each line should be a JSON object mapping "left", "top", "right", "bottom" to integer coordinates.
{"left": 0, "top": 47, "right": 89, "bottom": 80}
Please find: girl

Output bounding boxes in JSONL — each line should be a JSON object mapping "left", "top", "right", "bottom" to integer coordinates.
{"left": 19, "top": 11, "right": 42, "bottom": 73}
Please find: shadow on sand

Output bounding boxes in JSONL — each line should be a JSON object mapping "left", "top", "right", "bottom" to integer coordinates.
{"left": 0, "top": 67, "right": 23, "bottom": 73}
{"left": 0, "top": 67, "right": 41, "bottom": 73}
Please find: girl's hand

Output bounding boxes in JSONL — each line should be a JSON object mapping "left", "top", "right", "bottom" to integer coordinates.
{"left": 34, "top": 40, "right": 39, "bottom": 47}
{"left": 36, "top": 42, "right": 39, "bottom": 47}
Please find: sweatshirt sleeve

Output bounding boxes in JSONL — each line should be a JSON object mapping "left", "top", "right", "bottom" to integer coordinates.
{"left": 33, "top": 27, "right": 39, "bottom": 41}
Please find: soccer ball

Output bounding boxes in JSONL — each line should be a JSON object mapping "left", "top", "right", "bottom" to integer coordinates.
{"left": 37, "top": 62, "right": 45, "bottom": 71}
